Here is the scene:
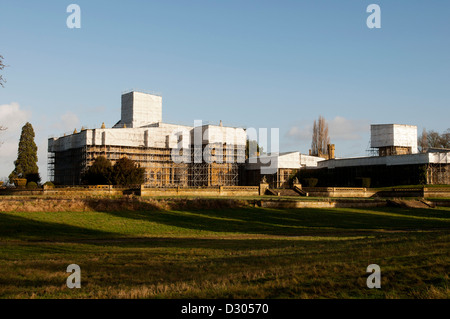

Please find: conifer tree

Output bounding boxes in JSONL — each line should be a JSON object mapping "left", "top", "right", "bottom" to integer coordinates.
{"left": 9, "top": 122, "right": 40, "bottom": 183}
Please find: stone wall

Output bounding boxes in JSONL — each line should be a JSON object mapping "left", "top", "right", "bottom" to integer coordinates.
{"left": 259, "top": 199, "right": 387, "bottom": 209}
{"left": 1, "top": 185, "right": 448, "bottom": 198}
{"left": 301, "top": 187, "right": 450, "bottom": 198}
{"left": 423, "top": 188, "right": 450, "bottom": 198}
{"left": 302, "top": 187, "right": 376, "bottom": 198}
{"left": 140, "top": 185, "right": 260, "bottom": 197}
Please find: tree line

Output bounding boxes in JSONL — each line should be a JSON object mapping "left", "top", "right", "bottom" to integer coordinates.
{"left": 418, "top": 128, "right": 450, "bottom": 152}
{"left": 2, "top": 121, "right": 144, "bottom": 187}
{"left": 81, "top": 156, "right": 145, "bottom": 186}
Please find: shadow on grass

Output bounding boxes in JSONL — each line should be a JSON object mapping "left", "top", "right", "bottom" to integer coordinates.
{"left": 0, "top": 212, "right": 117, "bottom": 241}
{"left": 2, "top": 203, "right": 448, "bottom": 243}
{"left": 372, "top": 206, "right": 450, "bottom": 219}
{"left": 101, "top": 206, "right": 450, "bottom": 238}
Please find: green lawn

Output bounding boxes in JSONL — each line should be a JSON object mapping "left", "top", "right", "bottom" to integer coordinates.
{"left": 0, "top": 204, "right": 449, "bottom": 298}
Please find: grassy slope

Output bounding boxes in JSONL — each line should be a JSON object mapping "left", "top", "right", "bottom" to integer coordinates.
{"left": 0, "top": 206, "right": 449, "bottom": 299}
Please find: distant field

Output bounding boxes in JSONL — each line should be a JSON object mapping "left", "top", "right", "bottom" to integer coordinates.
{"left": 0, "top": 203, "right": 449, "bottom": 298}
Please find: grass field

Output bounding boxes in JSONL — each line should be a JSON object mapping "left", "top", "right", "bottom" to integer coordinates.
{"left": 0, "top": 202, "right": 449, "bottom": 299}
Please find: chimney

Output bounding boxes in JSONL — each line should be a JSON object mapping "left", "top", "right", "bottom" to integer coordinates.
{"left": 327, "top": 144, "right": 335, "bottom": 160}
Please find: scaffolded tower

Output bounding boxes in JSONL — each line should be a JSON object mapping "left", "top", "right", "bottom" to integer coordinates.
{"left": 370, "top": 124, "right": 418, "bottom": 156}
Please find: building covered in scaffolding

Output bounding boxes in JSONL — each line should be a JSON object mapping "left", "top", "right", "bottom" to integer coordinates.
{"left": 48, "top": 91, "right": 246, "bottom": 186}
{"left": 301, "top": 124, "right": 450, "bottom": 187}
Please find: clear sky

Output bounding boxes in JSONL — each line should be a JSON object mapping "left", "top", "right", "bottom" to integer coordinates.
{"left": 1, "top": 1, "right": 449, "bottom": 182}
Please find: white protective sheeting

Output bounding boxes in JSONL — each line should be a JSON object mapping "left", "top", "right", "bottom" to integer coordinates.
{"left": 48, "top": 130, "right": 88, "bottom": 152}
{"left": 278, "top": 152, "right": 301, "bottom": 168}
{"left": 48, "top": 91, "right": 247, "bottom": 153}
{"left": 48, "top": 124, "right": 246, "bottom": 152}
{"left": 371, "top": 124, "right": 418, "bottom": 153}
{"left": 429, "top": 152, "right": 450, "bottom": 164}
{"left": 245, "top": 152, "right": 324, "bottom": 172}
{"left": 192, "top": 125, "right": 247, "bottom": 146}
{"left": 120, "top": 91, "right": 162, "bottom": 128}
{"left": 318, "top": 152, "right": 450, "bottom": 169}
{"left": 299, "top": 154, "right": 326, "bottom": 167}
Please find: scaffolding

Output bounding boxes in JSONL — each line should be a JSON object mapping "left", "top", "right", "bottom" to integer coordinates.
{"left": 47, "top": 152, "right": 55, "bottom": 182}
{"left": 427, "top": 152, "right": 450, "bottom": 184}
{"left": 47, "top": 90, "right": 248, "bottom": 187}
{"left": 366, "top": 140, "right": 379, "bottom": 157}
{"left": 84, "top": 145, "right": 190, "bottom": 187}
{"left": 47, "top": 147, "right": 86, "bottom": 185}
{"left": 48, "top": 143, "right": 244, "bottom": 187}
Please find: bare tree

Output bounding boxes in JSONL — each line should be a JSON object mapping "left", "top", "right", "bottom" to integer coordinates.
{"left": 0, "top": 54, "right": 6, "bottom": 87}
{"left": 418, "top": 128, "right": 428, "bottom": 153}
{"left": 0, "top": 126, "right": 6, "bottom": 148}
{"left": 418, "top": 128, "right": 450, "bottom": 151}
{"left": 427, "top": 130, "right": 442, "bottom": 148}
{"left": 441, "top": 129, "right": 450, "bottom": 149}
{"left": 311, "top": 115, "right": 330, "bottom": 157}
{"left": 0, "top": 54, "right": 6, "bottom": 145}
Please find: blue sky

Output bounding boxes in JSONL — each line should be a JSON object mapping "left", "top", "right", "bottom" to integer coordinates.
{"left": 1, "top": 1, "right": 449, "bottom": 182}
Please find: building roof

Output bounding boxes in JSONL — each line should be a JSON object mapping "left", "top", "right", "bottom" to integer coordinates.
{"left": 245, "top": 151, "right": 325, "bottom": 172}
{"left": 317, "top": 152, "right": 450, "bottom": 169}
